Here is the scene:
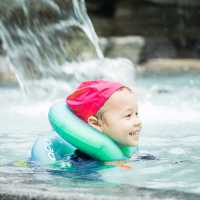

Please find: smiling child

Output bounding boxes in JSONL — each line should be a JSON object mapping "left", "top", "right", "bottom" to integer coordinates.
{"left": 66, "top": 80, "right": 142, "bottom": 155}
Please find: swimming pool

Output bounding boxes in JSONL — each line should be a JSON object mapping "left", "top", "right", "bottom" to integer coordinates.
{"left": 0, "top": 72, "right": 200, "bottom": 199}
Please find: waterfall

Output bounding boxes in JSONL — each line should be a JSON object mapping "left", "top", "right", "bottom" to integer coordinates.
{"left": 0, "top": 0, "right": 135, "bottom": 99}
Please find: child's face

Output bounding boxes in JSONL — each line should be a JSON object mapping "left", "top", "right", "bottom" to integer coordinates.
{"left": 99, "top": 88, "right": 142, "bottom": 146}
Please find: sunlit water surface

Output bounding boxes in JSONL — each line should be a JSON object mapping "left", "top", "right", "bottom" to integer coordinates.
{"left": 0, "top": 72, "right": 200, "bottom": 197}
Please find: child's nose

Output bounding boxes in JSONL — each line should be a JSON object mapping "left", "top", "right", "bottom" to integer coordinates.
{"left": 134, "top": 117, "right": 142, "bottom": 129}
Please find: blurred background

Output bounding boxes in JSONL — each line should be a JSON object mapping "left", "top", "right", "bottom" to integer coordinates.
{"left": 86, "top": 0, "right": 200, "bottom": 71}
{"left": 1, "top": 0, "right": 200, "bottom": 84}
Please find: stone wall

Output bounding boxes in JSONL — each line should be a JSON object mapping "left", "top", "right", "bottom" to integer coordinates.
{"left": 86, "top": 0, "right": 200, "bottom": 61}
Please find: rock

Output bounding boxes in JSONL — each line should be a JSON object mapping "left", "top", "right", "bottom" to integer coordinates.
{"left": 139, "top": 58, "right": 200, "bottom": 73}
{"left": 147, "top": 0, "right": 200, "bottom": 6}
{"left": 86, "top": 0, "right": 117, "bottom": 17}
{"left": 87, "top": 0, "right": 200, "bottom": 61}
{"left": 140, "top": 37, "right": 177, "bottom": 62}
{"left": 100, "top": 36, "right": 144, "bottom": 64}
{"left": 2, "top": 0, "right": 73, "bottom": 27}
{"left": 0, "top": 56, "right": 16, "bottom": 83}
{"left": 0, "top": 40, "right": 5, "bottom": 55}
{"left": 0, "top": 0, "right": 23, "bottom": 20}
{"left": 59, "top": 26, "right": 99, "bottom": 62}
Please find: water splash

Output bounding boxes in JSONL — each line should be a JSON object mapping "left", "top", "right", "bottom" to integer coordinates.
{"left": 0, "top": 0, "right": 135, "bottom": 100}
{"left": 0, "top": 0, "right": 104, "bottom": 96}
{"left": 72, "top": 0, "right": 103, "bottom": 58}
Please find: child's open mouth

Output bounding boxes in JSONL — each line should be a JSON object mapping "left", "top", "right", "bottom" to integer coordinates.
{"left": 129, "top": 131, "right": 139, "bottom": 136}
{"left": 129, "top": 131, "right": 135, "bottom": 136}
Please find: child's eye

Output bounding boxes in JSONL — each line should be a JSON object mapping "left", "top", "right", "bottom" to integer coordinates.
{"left": 125, "top": 114, "right": 132, "bottom": 118}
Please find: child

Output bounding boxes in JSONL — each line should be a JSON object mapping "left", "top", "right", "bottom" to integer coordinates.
{"left": 66, "top": 80, "right": 142, "bottom": 157}
{"left": 30, "top": 80, "right": 142, "bottom": 168}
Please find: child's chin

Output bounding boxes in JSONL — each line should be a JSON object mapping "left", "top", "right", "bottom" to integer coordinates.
{"left": 128, "top": 140, "right": 139, "bottom": 146}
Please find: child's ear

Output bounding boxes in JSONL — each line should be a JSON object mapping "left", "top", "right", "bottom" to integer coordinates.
{"left": 87, "top": 116, "right": 103, "bottom": 132}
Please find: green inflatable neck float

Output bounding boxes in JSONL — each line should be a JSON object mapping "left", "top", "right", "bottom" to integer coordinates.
{"left": 48, "top": 102, "right": 138, "bottom": 162}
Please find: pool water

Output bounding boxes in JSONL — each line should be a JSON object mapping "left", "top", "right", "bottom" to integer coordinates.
{"left": 134, "top": 72, "right": 200, "bottom": 193}
{"left": 0, "top": 72, "right": 200, "bottom": 199}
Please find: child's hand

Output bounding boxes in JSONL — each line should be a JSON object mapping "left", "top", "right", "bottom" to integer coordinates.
{"left": 105, "top": 161, "right": 132, "bottom": 169}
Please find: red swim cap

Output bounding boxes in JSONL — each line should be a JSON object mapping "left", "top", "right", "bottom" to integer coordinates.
{"left": 66, "top": 80, "right": 123, "bottom": 122}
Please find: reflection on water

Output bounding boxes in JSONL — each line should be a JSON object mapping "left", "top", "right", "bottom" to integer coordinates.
{"left": 0, "top": 72, "right": 200, "bottom": 197}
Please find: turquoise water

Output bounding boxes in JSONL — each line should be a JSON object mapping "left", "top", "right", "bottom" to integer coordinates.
{"left": 0, "top": 72, "right": 200, "bottom": 198}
